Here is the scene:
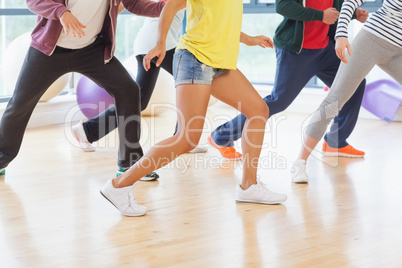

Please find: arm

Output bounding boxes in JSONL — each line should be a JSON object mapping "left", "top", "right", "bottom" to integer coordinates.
{"left": 240, "top": 32, "right": 274, "bottom": 49}
{"left": 335, "top": 0, "right": 366, "bottom": 39}
{"left": 335, "top": 0, "right": 367, "bottom": 63}
{"left": 143, "top": 0, "right": 185, "bottom": 70}
{"left": 26, "top": 0, "right": 69, "bottom": 20}
{"left": 275, "top": 0, "right": 323, "bottom": 22}
{"left": 26, "top": 0, "right": 86, "bottom": 38}
{"left": 276, "top": 0, "right": 340, "bottom": 25}
{"left": 122, "top": 0, "right": 166, "bottom": 18}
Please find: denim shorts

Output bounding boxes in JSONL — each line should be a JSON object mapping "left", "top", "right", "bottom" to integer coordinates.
{"left": 173, "top": 49, "right": 227, "bottom": 87}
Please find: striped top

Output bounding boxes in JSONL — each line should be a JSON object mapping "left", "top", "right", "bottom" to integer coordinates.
{"left": 335, "top": 0, "right": 402, "bottom": 47}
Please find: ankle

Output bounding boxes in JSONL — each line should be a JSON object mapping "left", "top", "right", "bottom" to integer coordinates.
{"left": 112, "top": 178, "right": 120, "bottom": 189}
{"left": 240, "top": 179, "right": 257, "bottom": 190}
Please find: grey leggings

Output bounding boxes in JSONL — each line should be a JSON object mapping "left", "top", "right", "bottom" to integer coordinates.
{"left": 306, "top": 29, "right": 402, "bottom": 141}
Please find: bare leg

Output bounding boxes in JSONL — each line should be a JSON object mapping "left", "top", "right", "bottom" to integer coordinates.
{"left": 211, "top": 69, "right": 269, "bottom": 190}
{"left": 101, "top": 68, "right": 285, "bottom": 216}
{"left": 115, "top": 69, "right": 269, "bottom": 190}
{"left": 297, "top": 135, "right": 319, "bottom": 161}
{"left": 114, "top": 83, "right": 211, "bottom": 188}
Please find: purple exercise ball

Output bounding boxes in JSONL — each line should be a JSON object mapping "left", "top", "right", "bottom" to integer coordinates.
{"left": 76, "top": 76, "right": 115, "bottom": 119}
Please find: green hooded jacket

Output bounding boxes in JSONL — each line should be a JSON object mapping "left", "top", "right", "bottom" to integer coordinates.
{"left": 273, "top": 0, "right": 346, "bottom": 53}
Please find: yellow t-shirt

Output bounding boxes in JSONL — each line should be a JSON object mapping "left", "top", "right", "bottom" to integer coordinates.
{"left": 176, "top": 0, "right": 243, "bottom": 70}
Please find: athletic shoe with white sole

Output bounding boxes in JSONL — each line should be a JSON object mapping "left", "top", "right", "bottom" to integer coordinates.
{"left": 0, "top": 168, "right": 5, "bottom": 175}
{"left": 235, "top": 178, "right": 287, "bottom": 204}
{"left": 291, "top": 159, "right": 309, "bottom": 183}
{"left": 72, "top": 121, "right": 96, "bottom": 152}
{"left": 100, "top": 178, "right": 147, "bottom": 216}
{"left": 322, "top": 141, "right": 365, "bottom": 158}
{"left": 116, "top": 167, "right": 160, "bottom": 181}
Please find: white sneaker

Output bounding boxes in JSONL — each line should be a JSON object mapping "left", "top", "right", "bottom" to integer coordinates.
{"left": 0, "top": 168, "right": 5, "bottom": 175}
{"left": 291, "top": 159, "right": 309, "bottom": 183}
{"left": 72, "top": 121, "right": 96, "bottom": 152}
{"left": 188, "top": 144, "right": 209, "bottom": 154}
{"left": 100, "top": 179, "right": 147, "bottom": 216}
{"left": 235, "top": 178, "right": 287, "bottom": 204}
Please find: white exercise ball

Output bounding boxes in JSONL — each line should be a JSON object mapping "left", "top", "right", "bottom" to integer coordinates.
{"left": 2, "top": 32, "right": 31, "bottom": 95}
{"left": 2, "top": 32, "right": 70, "bottom": 102}
{"left": 39, "top": 73, "right": 71, "bottom": 102}
{"left": 123, "top": 55, "right": 176, "bottom": 116}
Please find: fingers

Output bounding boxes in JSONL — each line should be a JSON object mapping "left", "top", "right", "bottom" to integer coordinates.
{"left": 356, "top": 9, "right": 369, "bottom": 23}
{"left": 268, "top": 39, "right": 274, "bottom": 48}
{"left": 323, "top": 7, "right": 340, "bottom": 24}
{"left": 143, "top": 50, "right": 162, "bottom": 71}
{"left": 336, "top": 46, "right": 350, "bottom": 64}
{"left": 254, "top": 36, "right": 274, "bottom": 48}
{"left": 263, "top": 37, "right": 274, "bottom": 48}
{"left": 335, "top": 37, "right": 351, "bottom": 64}
{"left": 68, "top": 24, "right": 86, "bottom": 38}
{"left": 143, "top": 54, "right": 151, "bottom": 71}
{"left": 60, "top": 12, "right": 86, "bottom": 38}
{"left": 155, "top": 57, "right": 164, "bottom": 68}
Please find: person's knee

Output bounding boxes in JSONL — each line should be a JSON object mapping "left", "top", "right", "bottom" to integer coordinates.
{"left": 114, "top": 79, "right": 140, "bottom": 100}
{"left": 253, "top": 101, "right": 270, "bottom": 121}
{"left": 318, "top": 101, "right": 338, "bottom": 123}
{"left": 243, "top": 103, "right": 269, "bottom": 128}
{"left": 173, "top": 133, "right": 200, "bottom": 153}
{"left": 264, "top": 96, "right": 293, "bottom": 114}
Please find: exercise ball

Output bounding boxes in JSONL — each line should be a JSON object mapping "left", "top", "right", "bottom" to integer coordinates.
{"left": 123, "top": 55, "right": 175, "bottom": 116}
{"left": 2, "top": 32, "right": 70, "bottom": 102}
{"left": 2, "top": 32, "right": 31, "bottom": 95}
{"left": 39, "top": 73, "right": 71, "bottom": 102}
{"left": 76, "top": 76, "right": 115, "bottom": 119}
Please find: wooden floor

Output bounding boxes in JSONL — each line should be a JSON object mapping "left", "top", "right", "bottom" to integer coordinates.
{"left": 1, "top": 103, "right": 402, "bottom": 268}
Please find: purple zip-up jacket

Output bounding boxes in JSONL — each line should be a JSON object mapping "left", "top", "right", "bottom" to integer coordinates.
{"left": 26, "top": 0, "right": 165, "bottom": 63}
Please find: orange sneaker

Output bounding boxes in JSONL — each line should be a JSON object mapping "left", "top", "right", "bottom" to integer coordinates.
{"left": 207, "top": 135, "right": 242, "bottom": 160}
{"left": 322, "top": 141, "right": 365, "bottom": 158}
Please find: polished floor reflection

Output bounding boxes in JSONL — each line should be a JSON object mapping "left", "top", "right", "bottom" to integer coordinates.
{"left": 1, "top": 105, "right": 402, "bottom": 267}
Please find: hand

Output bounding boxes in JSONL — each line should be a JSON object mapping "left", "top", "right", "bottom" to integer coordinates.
{"left": 335, "top": 37, "right": 351, "bottom": 64}
{"left": 60, "top": 11, "right": 86, "bottom": 38}
{"left": 355, "top": 8, "right": 369, "bottom": 23}
{"left": 322, "top": 7, "right": 339, "bottom": 25}
{"left": 143, "top": 44, "right": 166, "bottom": 71}
{"left": 247, "top": 35, "right": 274, "bottom": 48}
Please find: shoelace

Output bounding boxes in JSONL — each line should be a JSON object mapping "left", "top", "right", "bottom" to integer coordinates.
{"left": 123, "top": 186, "right": 136, "bottom": 209}
{"left": 256, "top": 178, "right": 273, "bottom": 194}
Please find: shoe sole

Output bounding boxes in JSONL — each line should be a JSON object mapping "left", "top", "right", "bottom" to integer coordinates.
{"left": 322, "top": 152, "right": 365, "bottom": 158}
{"left": 221, "top": 157, "right": 243, "bottom": 161}
{"left": 187, "top": 147, "right": 209, "bottom": 154}
{"left": 116, "top": 172, "right": 159, "bottom": 181}
{"left": 138, "top": 176, "right": 159, "bottom": 181}
{"left": 100, "top": 190, "right": 145, "bottom": 217}
{"left": 235, "top": 197, "right": 287, "bottom": 205}
{"left": 292, "top": 179, "right": 308, "bottom": 184}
